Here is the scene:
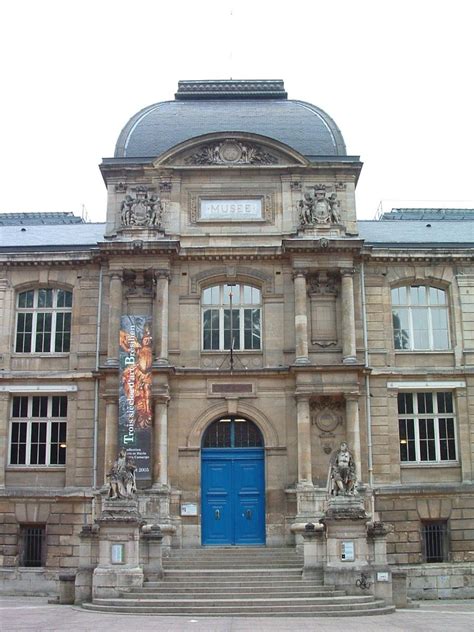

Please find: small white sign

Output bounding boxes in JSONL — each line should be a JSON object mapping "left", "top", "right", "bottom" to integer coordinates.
{"left": 341, "top": 541, "right": 355, "bottom": 561}
{"left": 181, "top": 503, "right": 198, "bottom": 516}
{"left": 200, "top": 199, "right": 262, "bottom": 221}
{"left": 111, "top": 543, "right": 125, "bottom": 564}
{"left": 377, "top": 571, "right": 389, "bottom": 582}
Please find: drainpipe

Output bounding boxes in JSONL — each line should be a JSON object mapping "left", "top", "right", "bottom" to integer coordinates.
{"left": 92, "top": 263, "right": 104, "bottom": 520}
{"left": 360, "top": 261, "right": 375, "bottom": 518}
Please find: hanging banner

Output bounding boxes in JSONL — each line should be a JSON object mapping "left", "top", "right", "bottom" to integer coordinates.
{"left": 119, "top": 315, "right": 153, "bottom": 482}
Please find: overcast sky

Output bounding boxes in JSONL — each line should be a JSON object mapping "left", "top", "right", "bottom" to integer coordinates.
{"left": 1, "top": 0, "right": 473, "bottom": 222}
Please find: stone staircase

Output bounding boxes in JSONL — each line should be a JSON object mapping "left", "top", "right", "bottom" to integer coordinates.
{"left": 83, "top": 547, "right": 395, "bottom": 616}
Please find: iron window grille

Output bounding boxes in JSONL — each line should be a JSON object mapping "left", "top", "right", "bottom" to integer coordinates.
{"left": 15, "top": 288, "right": 72, "bottom": 353}
{"left": 19, "top": 525, "right": 46, "bottom": 567}
{"left": 391, "top": 285, "right": 449, "bottom": 351}
{"left": 9, "top": 395, "right": 67, "bottom": 466}
{"left": 422, "top": 521, "right": 449, "bottom": 563}
{"left": 398, "top": 392, "right": 457, "bottom": 464}
{"left": 202, "top": 284, "right": 262, "bottom": 351}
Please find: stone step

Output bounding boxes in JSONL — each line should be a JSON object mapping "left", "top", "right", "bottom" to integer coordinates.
{"left": 84, "top": 598, "right": 394, "bottom": 616}
{"left": 142, "top": 579, "right": 327, "bottom": 590}
{"left": 163, "top": 568, "right": 304, "bottom": 577}
{"left": 163, "top": 562, "right": 303, "bottom": 569}
{"left": 125, "top": 589, "right": 346, "bottom": 599}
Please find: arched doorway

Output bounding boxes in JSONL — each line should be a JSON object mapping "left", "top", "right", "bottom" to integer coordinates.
{"left": 201, "top": 416, "right": 265, "bottom": 546}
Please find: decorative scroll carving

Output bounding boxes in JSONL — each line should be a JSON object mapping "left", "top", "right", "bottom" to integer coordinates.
{"left": 107, "top": 449, "right": 137, "bottom": 499}
{"left": 115, "top": 182, "right": 127, "bottom": 193}
{"left": 298, "top": 185, "right": 342, "bottom": 226}
{"left": 310, "top": 398, "right": 343, "bottom": 433}
{"left": 159, "top": 180, "right": 172, "bottom": 193}
{"left": 122, "top": 269, "right": 155, "bottom": 297}
{"left": 185, "top": 140, "right": 278, "bottom": 166}
{"left": 121, "top": 186, "right": 163, "bottom": 228}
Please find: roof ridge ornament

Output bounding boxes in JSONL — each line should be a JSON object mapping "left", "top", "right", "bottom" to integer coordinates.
{"left": 175, "top": 79, "right": 287, "bottom": 100}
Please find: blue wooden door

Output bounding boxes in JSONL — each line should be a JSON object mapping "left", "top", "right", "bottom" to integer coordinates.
{"left": 202, "top": 448, "right": 265, "bottom": 545}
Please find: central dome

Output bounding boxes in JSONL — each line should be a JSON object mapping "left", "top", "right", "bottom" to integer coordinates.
{"left": 114, "top": 80, "right": 346, "bottom": 159}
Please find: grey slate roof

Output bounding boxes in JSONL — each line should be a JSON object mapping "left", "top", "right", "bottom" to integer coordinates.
{"left": 358, "top": 221, "right": 474, "bottom": 246}
{"left": 1, "top": 220, "right": 473, "bottom": 249}
{"left": 113, "top": 80, "right": 347, "bottom": 159}
{"left": 381, "top": 209, "right": 474, "bottom": 221}
{"left": 0, "top": 223, "right": 105, "bottom": 248}
{"left": 0, "top": 212, "right": 84, "bottom": 226}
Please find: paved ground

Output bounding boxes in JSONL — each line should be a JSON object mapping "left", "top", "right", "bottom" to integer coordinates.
{"left": 1, "top": 597, "right": 473, "bottom": 631}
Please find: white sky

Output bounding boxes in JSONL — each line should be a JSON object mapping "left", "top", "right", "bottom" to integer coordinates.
{"left": 1, "top": 0, "right": 473, "bottom": 222}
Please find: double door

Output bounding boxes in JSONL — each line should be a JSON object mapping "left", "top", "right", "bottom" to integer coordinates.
{"left": 201, "top": 448, "right": 265, "bottom": 546}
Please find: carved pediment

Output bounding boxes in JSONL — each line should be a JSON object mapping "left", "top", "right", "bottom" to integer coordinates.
{"left": 155, "top": 133, "right": 308, "bottom": 167}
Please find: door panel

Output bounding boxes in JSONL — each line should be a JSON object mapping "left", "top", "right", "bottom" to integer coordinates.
{"left": 202, "top": 449, "right": 265, "bottom": 546}
{"left": 201, "top": 460, "right": 233, "bottom": 545}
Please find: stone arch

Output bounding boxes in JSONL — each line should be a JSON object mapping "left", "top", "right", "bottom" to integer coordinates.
{"left": 187, "top": 402, "right": 280, "bottom": 449}
{"left": 191, "top": 266, "right": 274, "bottom": 295}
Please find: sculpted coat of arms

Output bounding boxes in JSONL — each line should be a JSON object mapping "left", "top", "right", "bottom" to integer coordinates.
{"left": 121, "top": 186, "right": 163, "bottom": 228}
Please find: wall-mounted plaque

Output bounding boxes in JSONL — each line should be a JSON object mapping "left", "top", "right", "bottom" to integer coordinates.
{"left": 341, "top": 540, "right": 355, "bottom": 561}
{"left": 111, "top": 543, "right": 125, "bottom": 564}
{"left": 181, "top": 503, "right": 198, "bottom": 516}
{"left": 200, "top": 199, "right": 262, "bottom": 221}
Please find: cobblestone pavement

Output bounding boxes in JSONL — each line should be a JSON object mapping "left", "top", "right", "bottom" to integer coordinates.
{"left": 1, "top": 597, "right": 473, "bottom": 632}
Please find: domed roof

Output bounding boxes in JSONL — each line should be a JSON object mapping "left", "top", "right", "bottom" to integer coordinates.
{"left": 114, "top": 80, "right": 346, "bottom": 159}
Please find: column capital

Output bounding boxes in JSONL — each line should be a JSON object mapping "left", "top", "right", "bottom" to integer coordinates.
{"left": 292, "top": 269, "right": 308, "bottom": 280}
{"left": 295, "top": 392, "right": 311, "bottom": 403}
{"left": 340, "top": 267, "right": 356, "bottom": 277}
{"left": 344, "top": 392, "right": 360, "bottom": 402}
{"left": 154, "top": 269, "right": 171, "bottom": 281}
{"left": 109, "top": 270, "right": 123, "bottom": 281}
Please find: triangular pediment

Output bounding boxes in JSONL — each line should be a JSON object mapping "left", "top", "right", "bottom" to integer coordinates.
{"left": 154, "top": 132, "right": 309, "bottom": 168}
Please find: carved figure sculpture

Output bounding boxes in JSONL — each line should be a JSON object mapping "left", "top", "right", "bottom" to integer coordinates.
{"left": 108, "top": 448, "right": 137, "bottom": 499}
{"left": 298, "top": 187, "right": 342, "bottom": 226}
{"left": 330, "top": 441, "right": 357, "bottom": 496}
{"left": 120, "top": 188, "right": 163, "bottom": 228}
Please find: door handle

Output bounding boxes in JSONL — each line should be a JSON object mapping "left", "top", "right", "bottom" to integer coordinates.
{"left": 245, "top": 509, "right": 252, "bottom": 520}
{"left": 215, "top": 509, "right": 220, "bottom": 520}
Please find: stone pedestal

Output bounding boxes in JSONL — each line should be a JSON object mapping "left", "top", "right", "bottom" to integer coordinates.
{"left": 301, "top": 522, "right": 326, "bottom": 578}
{"left": 92, "top": 498, "right": 144, "bottom": 599}
{"left": 141, "top": 524, "right": 163, "bottom": 581}
{"left": 74, "top": 524, "right": 98, "bottom": 604}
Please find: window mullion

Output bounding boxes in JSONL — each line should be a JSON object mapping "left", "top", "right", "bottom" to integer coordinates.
{"left": 427, "top": 306, "right": 433, "bottom": 350}
{"left": 239, "top": 307, "right": 244, "bottom": 351}
{"left": 46, "top": 419, "right": 52, "bottom": 466}
{"left": 219, "top": 307, "right": 224, "bottom": 351}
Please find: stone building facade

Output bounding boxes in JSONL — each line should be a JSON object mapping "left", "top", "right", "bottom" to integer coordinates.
{"left": 0, "top": 80, "right": 473, "bottom": 599}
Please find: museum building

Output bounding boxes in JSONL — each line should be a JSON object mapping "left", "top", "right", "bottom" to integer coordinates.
{"left": 0, "top": 80, "right": 473, "bottom": 602}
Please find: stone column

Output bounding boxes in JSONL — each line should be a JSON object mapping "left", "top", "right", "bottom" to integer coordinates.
{"left": 341, "top": 269, "right": 357, "bottom": 364}
{"left": 154, "top": 271, "right": 170, "bottom": 365}
{"left": 345, "top": 393, "right": 362, "bottom": 483}
{"left": 153, "top": 398, "right": 169, "bottom": 488}
{"left": 296, "top": 395, "right": 313, "bottom": 486}
{"left": 104, "top": 396, "right": 118, "bottom": 484}
{"left": 0, "top": 392, "right": 8, "bottom": 488}
{"left": 106, "top": 271, "right": 123, "bottom": 366}
{"left": 294, "top": 271, "right": 310, "bottom": 364}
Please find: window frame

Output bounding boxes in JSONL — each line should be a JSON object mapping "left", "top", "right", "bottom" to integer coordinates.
{"left": 391, "top": 284, "right": 450, "bottom": 352}
{"left": 9, "top": 395, "right": 68, "bottom": 468}
{"left": 421, "top": 520, "right": 449, "bottom": 563}
{"left": 201, "top": 283, "right": 262, "bottom": 352}
{"left": 18, "top": 524, "right": 46, "bottom": 567}
{"left": 15, "top": 287, "right": 73, "bottom": 354}
{"left": 397, "top": 391, "right": 458, "bottom": 466}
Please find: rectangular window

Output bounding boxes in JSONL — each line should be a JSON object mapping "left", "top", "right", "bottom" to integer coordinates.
{"left": 9, "top": 396, "right": 67, "bottom": 466}
{"left": 398, "top": 392, "right": 457, "bottom": 464}
{"left": 422, "top": 521, "right": 448, "bottom": 562}
{"left": 19, "top": 525, "right": 45, "bottom": 567}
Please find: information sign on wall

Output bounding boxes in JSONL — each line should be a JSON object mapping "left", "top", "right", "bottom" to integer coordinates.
{"left": 119, "top": 315, "right": 153, "bottom": 482}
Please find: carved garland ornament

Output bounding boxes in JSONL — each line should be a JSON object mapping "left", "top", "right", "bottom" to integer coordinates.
{"left": 184, "top": 140, "right": 279, "bottom": 166}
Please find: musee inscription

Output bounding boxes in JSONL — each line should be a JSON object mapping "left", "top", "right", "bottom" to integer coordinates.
{"left": 200, "top": 199, "right": 262, "bottom": 221}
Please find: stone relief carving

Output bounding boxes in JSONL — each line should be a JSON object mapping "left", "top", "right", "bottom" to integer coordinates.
{"left": 308, "top": 272, "right": 338, "bottom": 296}
{"left": 298, "top": 185, "right": 342, "bottom": 226}
{"left": 311, "top": 398, "right": 343, "bottom": 453}
{"left": 122, "top": 269, "right": 155, "bottom": 297}
{"left": 184, "top": 140, "right": 278, "bottom": 166}
{"left": 121, "top": 186, "right": 163, "bottom": 228}
{"left": 329, "top": 441, "right": 357, "bottom": 496}
{"left": 107, "top": 449, "right": 137, "bottom": 499}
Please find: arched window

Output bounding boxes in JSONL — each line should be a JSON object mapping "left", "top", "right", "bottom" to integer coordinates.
{"left": 202, "top": 416, "right": 264, "bottom": 448}
{"left": 15, "top": 288, "right": 72, "bottom": 353}
{"left": 202, "top": 283, "right": 261, "bottom": 351}
{"left": 391, "top": 285, "right": 449, "bottom": 351}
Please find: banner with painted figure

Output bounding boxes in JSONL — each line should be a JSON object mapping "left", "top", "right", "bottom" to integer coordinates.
{"left": 119, "top": 315, "right": 152, "bottom": 482}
